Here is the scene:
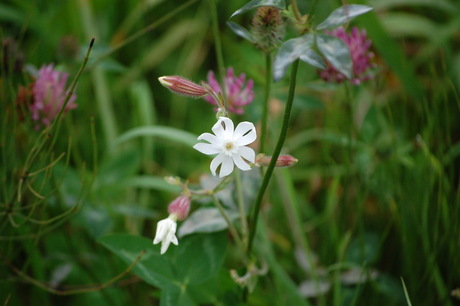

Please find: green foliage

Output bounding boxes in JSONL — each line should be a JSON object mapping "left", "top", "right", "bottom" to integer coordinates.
{"left": 1, "top": 0, "right": 459, "bottom": 305}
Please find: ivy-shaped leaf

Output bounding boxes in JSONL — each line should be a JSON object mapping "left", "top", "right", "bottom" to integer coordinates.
{"left": 316, "top": 5, "right": 373, "bottom": 30}
{"left": 273, "top": 33, "right": 315, "bottom": 81}
{"left": 316, "top": 34, "right": 353, "bottom": 79}
{"left": 226, "top": 21, "right": 254, "bottom": 43}
{"left": 230, "top": 0, "right": 286, "bottom": 18}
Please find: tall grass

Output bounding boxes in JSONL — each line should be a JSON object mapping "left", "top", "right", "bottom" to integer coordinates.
{"left": 1, "top": 0, "right": 459, "bottom": 305}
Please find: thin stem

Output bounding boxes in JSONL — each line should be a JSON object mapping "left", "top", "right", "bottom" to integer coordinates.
{"left": 234, "top": 170, "right": 248, "bottom": 246}
{"left": 209, "top": 0, "right": 225, "bottom": 84}
{"left": 3, "top": 250, "right": 145, "bottom": 295}
{"left": 260, "top": 53, "right": 272, "bottom": 154}
{"left": 247, "top": 60, "right": 300, "bottom": 255}
{"left": 211, "top": 195, "right": 246, "bottom": 260}
{"left": 290, "top": 0, "right": 303, "bottom": 23}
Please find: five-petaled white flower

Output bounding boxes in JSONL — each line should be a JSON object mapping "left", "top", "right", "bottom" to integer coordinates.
{"left": 193, "top": 117, "right": 257, "bottom": 177}
{"left": 153, "top": 216, "right": 178, "bottom": 254}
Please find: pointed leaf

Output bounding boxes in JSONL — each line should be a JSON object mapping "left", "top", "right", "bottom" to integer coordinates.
{"left": 273, "top": 33, "right": 315, "bottom": 81}
{"left": 226, "top": 21, "right": 254, "bottom": 42}
{"left": 316, "top": 34, "right": 353, "bottom": 79}
{"left": 316, "top": 5, "right": 373, "bottom": 30}
{"left": 299, "top": 49, "right": 326, "bottom": 69}
{"left": 230, "top": 0, "right": 285, "bottom": 18}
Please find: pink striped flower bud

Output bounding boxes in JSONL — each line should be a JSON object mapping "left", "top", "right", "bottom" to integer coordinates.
{"left": 167, "top": 196, "right": 191, "bottom": 221}
{"left": 158, "top": 76, "right": 209, "bottom": 98}
{"left": 255, "top": 154, "right": 298, "bottom": 167}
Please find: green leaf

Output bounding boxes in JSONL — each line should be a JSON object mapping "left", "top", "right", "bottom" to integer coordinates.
{"left": 273, "top": 33, "right": 315, "bottom": 81}
{"left": 316, "top": 4, "right": 373, "bottom": 30}
{"left": 178, "top": 207, "right": 238, "bottom": 237}
{"left": 299, "top": 49, "right": 326, "bottom": 69}
{"left": 99, "top": 234, "right": 172, "bottom": 288}
{"left": 230, "top": 0, "right": 285, "bottom": 18}
{"left": 316, "top": 34, "right": 352, "bottom": 79}
{"left": 226, "top": 21, "right": 254, "bottom": 42}
{"left": 99, "top": 232, "right": 227, "bottom": 304}
{"left": 112, "top": 126, "right": 198, "bottom": 149}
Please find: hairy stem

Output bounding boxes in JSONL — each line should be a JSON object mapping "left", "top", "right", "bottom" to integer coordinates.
{"left": 247, "top": 59, "right": 300, "bottom": 255}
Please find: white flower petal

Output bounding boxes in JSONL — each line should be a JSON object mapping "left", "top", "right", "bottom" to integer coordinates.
{"left": 232, "top": 154, "right": 251, "bottom": 171}
{"left": 238, "top": 146, "right": 256, "bottom": 163}
{"left": 197, "top": 132, "right": 220, "bottom": 144}
{"left": 160, "top": 240, "right": 171, "bottom": 254}
{"left": 212, "top": 117, "right": 234, "bottom": 139}
{"left": 153, "top": 218, "right": 178, "bottom": 254}
{"left": 193, "top": 143, "right": 220, "bottom": 155}
{"left": 219, "top": 156, "right": 235, "bottom": 177}
{"left": 233, "top": 121, "right": 256, "bottom": 140}
{"left": 170, "top": 235, "right": 179, "bottom": 245}
{"left": 210, "top": 153, "right": 226, "bottom": 176}
{"left": 234, "top": 123, "right": 256, "bottom": 146}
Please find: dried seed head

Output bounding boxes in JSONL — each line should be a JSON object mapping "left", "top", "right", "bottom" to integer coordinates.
{"left": 250, "top": 7, "right": 285, "bottom": 53}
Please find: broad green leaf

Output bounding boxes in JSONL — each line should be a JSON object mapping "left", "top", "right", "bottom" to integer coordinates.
{"left": 99, "top": 234, "right": 172, "bottom": 288}
{"left": 316, "top": 34, "right": 352, "bottom": 79}
{"left": 113, "top": 126, "right": 197, "bottom": 149}
{"left": 316, "top": 5, "right": 373, "bottom": 30}
{"left": 226, "top": 21, "right": 254, "bottom": 42}
{"left": 230, "top": 0, "right": 285, "bottom": 18}
{"left": 274, "top": 33, "right": 315, "bottom": 81}
{"left": 299, "top": 49, "right": 326, "bottom": 69}
{"left": 178, "top": 207, "right": 238, "bottom": 237}
{"left": 99, "top": 232, "right": 227, "bottom": 303}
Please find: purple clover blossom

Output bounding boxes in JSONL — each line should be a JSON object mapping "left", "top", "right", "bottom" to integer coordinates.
{"left": 204, "top": 67, "right": 254, "bottom": 114}
{"left": 319, "top": 27, "right": 374, "bottom": 85}
{"left": 30, "top": 64, "right": 77, "bottom": 127}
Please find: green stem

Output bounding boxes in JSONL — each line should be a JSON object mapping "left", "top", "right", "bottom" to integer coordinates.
{"left": 247, "top": 60, "right": 300, "bottom": 255}
{"left": 234, "top": 170, "right": 248, "bottom": 247}
{"left": 260, "top": 53, "right": 272, "bottom": 154}
{"left": 290, "top": 0, "right": 303, "bottom": 23}
{"left": 211, "top": 195, "right": 246, "bottom": 260}
{"left": 209, "top": 0, "right": 225, "bottom": 84}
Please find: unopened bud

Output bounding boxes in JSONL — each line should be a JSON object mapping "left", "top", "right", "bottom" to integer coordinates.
{"left": 167, "top": 196, "right": 191, "bottom": 221}
{"left": 158, "top": 76, "right": 209, "bottom": 98}
{"left": 256, "top": 154, "right": 298, "bottom": 167}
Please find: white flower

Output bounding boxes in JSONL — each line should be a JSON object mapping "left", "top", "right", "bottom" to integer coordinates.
{"left": 153, "top": 216, "right": 178, "bottom": 254}
{"left": 193, "top": 117, "right": 257, "bottom": 177}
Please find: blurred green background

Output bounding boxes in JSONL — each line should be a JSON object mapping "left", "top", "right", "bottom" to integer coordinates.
{"left": 1, "top": 0, "right": 459, "bottom": 305}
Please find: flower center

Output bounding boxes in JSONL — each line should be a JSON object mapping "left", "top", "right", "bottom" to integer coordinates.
{"left": 223, "top": 141, "right": 236, "bottom": 156}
